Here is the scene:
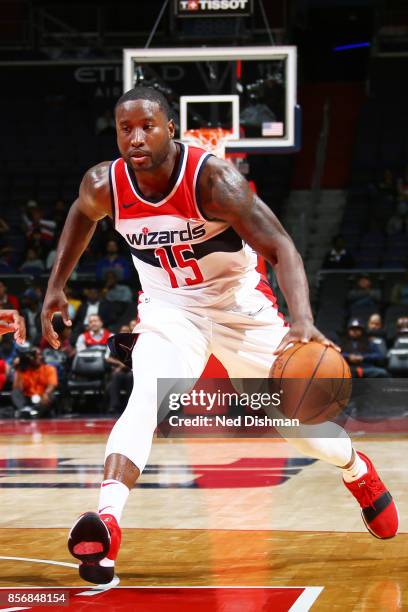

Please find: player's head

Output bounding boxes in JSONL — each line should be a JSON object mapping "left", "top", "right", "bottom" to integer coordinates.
{"left": 115, "top": 86, "right": 175, "bottom": 172}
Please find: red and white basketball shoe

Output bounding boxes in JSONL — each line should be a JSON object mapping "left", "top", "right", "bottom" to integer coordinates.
{"left": 343, "top": 452, "right": 399, "bottom": 539}
{"left": 68, "top": 512, "right": 121, "bottom": 584}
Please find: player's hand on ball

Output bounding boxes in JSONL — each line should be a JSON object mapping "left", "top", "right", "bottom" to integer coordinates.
{"left": 0, "top": 309, "right": 26, "bottom": 344}
{"left": 41, "top": 289, "right": 72, "bottom": 349}
{"left": 274, "top": 319, "right": 341, "bottom": 355}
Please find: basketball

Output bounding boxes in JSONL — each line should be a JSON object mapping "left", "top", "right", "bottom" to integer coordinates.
{"left": 270, "top": 342, "right": 352, "bottom": 425}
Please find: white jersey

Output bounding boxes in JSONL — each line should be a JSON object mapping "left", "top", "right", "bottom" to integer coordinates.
{"left": 110, "top": 142, "right": 285, "bottom": 323}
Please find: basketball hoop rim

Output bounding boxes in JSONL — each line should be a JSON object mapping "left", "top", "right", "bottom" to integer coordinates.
{"left": 183, "top": 127, "right": 232, "bottom": 159}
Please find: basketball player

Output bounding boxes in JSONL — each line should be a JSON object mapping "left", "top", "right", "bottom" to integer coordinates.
{"left": 41, "top": 87, "right": 398, "bottom": 584}
{"left": 0, "top": 309, "right": 25, "bottom": 343}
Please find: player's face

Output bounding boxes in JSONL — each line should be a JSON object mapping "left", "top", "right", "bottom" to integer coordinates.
{"left": 116, "top": 100, "right": 175, "bottom": 172}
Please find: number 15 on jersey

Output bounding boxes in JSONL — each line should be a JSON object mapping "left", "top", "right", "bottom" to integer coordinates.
{"left": 154, "top": 245, "right": 204, "bottom": 288}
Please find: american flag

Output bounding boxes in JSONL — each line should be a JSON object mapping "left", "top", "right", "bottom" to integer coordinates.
{"left": 262, "top": 122, "right": 284, "bottom": 137}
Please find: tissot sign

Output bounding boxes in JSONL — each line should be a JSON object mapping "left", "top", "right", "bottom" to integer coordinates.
{"left": 176, "top": 0, "right": 253, "bottom": 17}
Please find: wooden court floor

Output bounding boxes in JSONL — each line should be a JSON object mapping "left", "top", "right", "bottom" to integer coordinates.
{"left": 0, "top": 424, "right": 406, "bottom": 611}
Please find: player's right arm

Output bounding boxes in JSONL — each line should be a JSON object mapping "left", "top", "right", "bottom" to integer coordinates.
{"left": 41, "top": 162, "right": 112, "bottom": 349}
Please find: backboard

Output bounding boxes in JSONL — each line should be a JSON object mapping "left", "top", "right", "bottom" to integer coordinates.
{"left": 123, "top": 46, "right": 300, "bottom": 154}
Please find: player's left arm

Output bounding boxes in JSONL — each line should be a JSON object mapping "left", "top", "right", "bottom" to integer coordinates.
{"left": 199, "top": 158, "right": 339, "bottom": 353}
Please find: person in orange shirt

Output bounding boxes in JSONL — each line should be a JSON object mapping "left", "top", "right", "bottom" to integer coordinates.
{"left": 12, "top": 346, "right": 58, "bottom": 419}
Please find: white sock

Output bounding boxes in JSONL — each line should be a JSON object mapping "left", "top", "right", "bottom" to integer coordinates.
{"left": 97, "top": 479, "right": 129, "bottom": 524}
{"left": 342, "top": 452, "right": 368, "bottom": 483}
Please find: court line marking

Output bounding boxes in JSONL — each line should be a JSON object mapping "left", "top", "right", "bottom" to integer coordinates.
{"left": 0, "top": 585, "right": 324, "bottom": 589}
{"left": 77, "top": 575, "right": 120, "bottom": 595}
{"left": 0, "top": 556, "right": 77, "bottom": 569}
{"left": 0, "top": 557, "right": 322, "bottom": 611}
{"left": 289, "top": 586, "right": 324, "bottom": 611}
{"left": 0, "top": 584, "right": 324, "bottom": 610}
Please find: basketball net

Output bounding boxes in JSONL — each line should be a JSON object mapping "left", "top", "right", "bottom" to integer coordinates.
{"left": 184, "top": 127, "right": 231, "bottom": 160}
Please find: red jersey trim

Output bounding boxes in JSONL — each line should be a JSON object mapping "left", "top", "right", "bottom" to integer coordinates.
{"left": 255, "top": 275, "right": 289, "bottom": 326}
{"left": 110, "top": 158, "right": 120, "bottom": 226}
{"left": 124, "top": 143, "right": 188, "bottom": 207}
{"left": 192, "top": 152, "right": 212, "bottom": 221}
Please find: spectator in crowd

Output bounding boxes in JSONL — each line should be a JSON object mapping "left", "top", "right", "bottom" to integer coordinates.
{"left": 0, "top": 357, "right": 8, "bottom": 391}
{"left": 128, "top": 318, "right": 138, "bottom": 332}
{"left": 21, "top": 199, "right": 39, "bottom": 232}
{"left": 25, "top": 207, "right": 56, "bottom": 247}
{"left": 0, "top": 333, "right": 17, "bottom": 365}
{"left": 102, "top": 271, "right": 133, "bottom": 303}
{"left": 45, "top": 202, "right": 71, "bottom": 268}
{"left": 30, "top": 283, "right": 44, "bottom": 303}
{"left": 39, "top": 315, "right": 75, "bottom": 381}
{"left": 22, "top": 289, "right": 42, "bottom": 345}
{"left": 11, "top": 345, "right": 58, "bottom": 418}
{"left": 45, "top": 241, "right": 57, "bottom": 271}
{"left": 65, "top": 285, "right": 82, "bottom": 320}
{"left": 322, "top": 235, "right": 355, "bottom": 270}
{"left": 347, "top": 274, "right": 382, "bottom": 312}
{"left": 52, "top": 200, "right": 68, "bottom": 233}
{"left": 387, "top": 316, "right": 408, "bottom": 376}
{"left": 341, "top": 319, "right": 388, "bottom": 378}
{"left": 396, "top": 316, "right": 408, "bottom": 332}
{"left": 72, "top": 286, "right": 112, "bottom": 337}
{"left": 20, "top": 247, "right": 45, "bottom": 273}
{"left": 0, "top": 247, "right": 15, "bottom": 273}
{"left": 96, "top": 239, "right": 131, "bottom": 282}
{"left": 26, "top": 228, "right": 47, "bottom": 260}
{"left": 390, "top": 271, "right": 408, "bottom": 306}
{"left": 78, "top": 244, "right": 99, "bottom": 270}
{"left": 0, "top": 281, "right": 20, "bottom": 311}
{"left": 118, "top": 324, "right": 131, "bottom": 334}
{"left": 76, "top": 314, "right": 111, "bottom": 353}
{"left": 367, "top": 313, "right": 385, "bottom": 337}
{"left": 40, "top": 315, "right": 76, "bottom": 360}
{"left": 90, "top": 217, "right": 117, "bottom": 256}
{"left": 390, "top": 316, "right": 408, "bottom": 347}
{"left": 105, "top": 323, "right": 133, "bottom": 414}
{"left": 366, "top": 313, "right": 387, "bottom": 358}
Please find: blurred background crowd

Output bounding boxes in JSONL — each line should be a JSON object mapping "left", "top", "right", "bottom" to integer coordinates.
{"left": 0, "top": 196, "right": 407, "bottom": 420}
{"left": 0, "top": 207, "right": 140, "bottom": 417}
{"left": 1, "top": 0, "right": 408, "bottom": 418}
